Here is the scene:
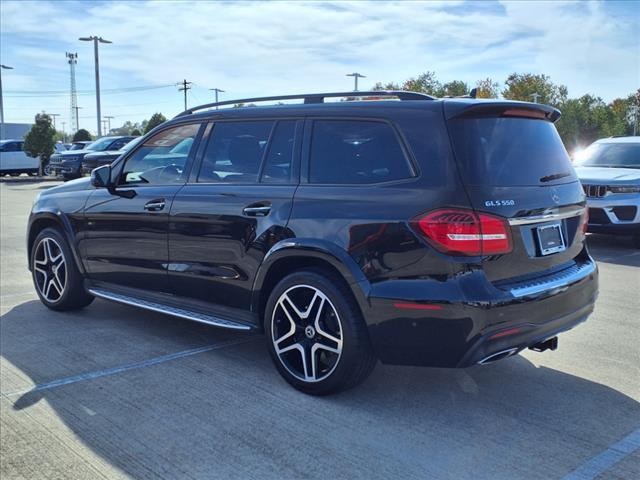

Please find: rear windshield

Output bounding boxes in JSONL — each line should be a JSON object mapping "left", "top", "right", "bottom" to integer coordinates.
{"left": 574, "top": 142, "right": 640, "bottom": 168}
{"left": 449, "top": 117, "right": 576, "bottom": 186}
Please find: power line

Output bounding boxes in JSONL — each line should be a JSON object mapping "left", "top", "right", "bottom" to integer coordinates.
{"left": 4, "top": 84, "right": 175, "bottom": 98}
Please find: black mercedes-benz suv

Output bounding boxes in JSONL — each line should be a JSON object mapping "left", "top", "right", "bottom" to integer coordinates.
{"left": 27, "top": 91, "right": 598, "bottom": 394}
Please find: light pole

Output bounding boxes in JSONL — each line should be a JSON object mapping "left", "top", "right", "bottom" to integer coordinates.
{"left": 1, "top": 64, "right": 14, "bottom": 132}
{"left": 210, "top": 88, "right": 225, "bottom": 109}
{"left": 79, "top": 36, "right": 112, "bottom": 137}
{"left": 530, "top": 92, "right": 541, "bottom": 103}
{"left": 74, "top": 106, "right": 83, "bottom": 131}
{"left": 61, "top": 121, "right": 66, "bottom": 142}
{"left": 346, "top": 72, "right": 366, "bottom": 92}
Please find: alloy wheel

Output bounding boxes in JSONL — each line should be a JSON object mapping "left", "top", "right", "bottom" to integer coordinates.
{"left": 271, "top": 285, "right": 343, "bottom": 383}
{"left": 33, "top": 237, "right": 67, "bottom": 302}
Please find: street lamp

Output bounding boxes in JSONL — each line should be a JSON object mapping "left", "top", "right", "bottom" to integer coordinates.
{"left": 209, "top": 88, "right": 225, "bottom": 109}
{"left": 79, "top": 36, "right": 112, "bottom": 137}
{"left": 530, "top": 92, "right": 541, "bottom": 103}
{"left": 49, "top": 113, "right": 60, "bottom": 130}
{"left": 346, "top": 72, "right": 366, "bottom": 92}
{"left": 0, "top": 64, "right": 14, "bottom": 131}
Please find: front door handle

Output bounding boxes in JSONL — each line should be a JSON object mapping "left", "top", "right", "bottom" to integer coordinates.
{"left": 243, "top": 205, "right": 271, "bottom": 217}
{"left": 144, "top": 199, "right": 166, "bottom": 211}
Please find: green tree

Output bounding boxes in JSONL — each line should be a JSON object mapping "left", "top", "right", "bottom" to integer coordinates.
{"left": 23, "top": 113, "right": 56, "bottom": 176}
{"left": 131, "top": 128, "right": 142, "bottom": 136}
{"left": 72, "top": 129, "right": 92, "bottom": 142}
{"left": 372, "top": 81, "right": 401, "bottom": 91}
{"left": 475, "top": 78, "right": 500, "bottom": 98}
{"left": 402, "top": 71, "right": 443, "bottom": 96}
{"left": 502, "top": 73, "right": 567, "bottom": 106}
{"left": 143, "top": 113, "right": 167, "bottom": 134}
{"left": 441, "top": 80, "right": 468, "bottom": 97}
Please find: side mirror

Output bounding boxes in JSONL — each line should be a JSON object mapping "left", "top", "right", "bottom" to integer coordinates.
{"left": 91, "top": 165, "right": 112, "bottom": 188}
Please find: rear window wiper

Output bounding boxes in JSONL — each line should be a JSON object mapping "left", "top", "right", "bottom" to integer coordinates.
{"left": 539, "top": 172, "right": 572, "bottom": 182}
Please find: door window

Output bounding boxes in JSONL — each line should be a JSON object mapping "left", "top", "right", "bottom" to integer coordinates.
{"left": 260, "top": 120, "right": 296, "bottom": 184}
{"left": 309, "top": 120, "right": 413, "bottom": 184}
{"left": 119, "top": 123, "right": 200, "bottom": 185}
{"left": 197, "top": 121, "right": 274, "bottom": 183}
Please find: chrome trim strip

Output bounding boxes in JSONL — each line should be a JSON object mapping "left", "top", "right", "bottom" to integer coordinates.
{"left": 508, "top": 260, "right": 596, "bottom": 298}
{"left": 508, "top": 207, "right": 585, "bottom": 226}
{"left": 88, "top": 288, "right": 252, "bottom": 331}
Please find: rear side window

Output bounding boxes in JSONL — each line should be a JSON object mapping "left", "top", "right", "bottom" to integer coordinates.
{"left": 309, "top": 120, "right": 413, "bottom": 184}
{"left": 449, "top": 117, "right": 576, "bottom": 186}
{"left": 198, "top": 121, "right": 273, "bottom": 183}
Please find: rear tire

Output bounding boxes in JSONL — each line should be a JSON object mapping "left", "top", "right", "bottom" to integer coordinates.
{"left": 31, "top": 227, "right": 94, "bottom": 311}
{"left": 264, "top": 268, "right": 376, "bottom": 395}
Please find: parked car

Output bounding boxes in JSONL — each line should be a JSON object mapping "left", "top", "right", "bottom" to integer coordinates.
{"left": 68, "top": 141, "right": 92, "bottom": 151}
{"left": 27, "top": 91, "right": 598, "bottom": 394}
{"left": 574, "top": 136, "right": 640, "bottom": 247}
{"left": 0, "top": 139, "right": 39, "bottom": 176}
{"left": 48, "top": 136, "right": 135, "bottom": 179}
{"left": 81, "top": 136, "right": 143, "bottom": 175}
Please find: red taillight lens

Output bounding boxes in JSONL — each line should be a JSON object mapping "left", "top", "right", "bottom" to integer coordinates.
{"left": 581, "top": 208, "right": 589, "bottom": 235}
{"left": 412, "top": 208, "right": 512, "bottom": 256}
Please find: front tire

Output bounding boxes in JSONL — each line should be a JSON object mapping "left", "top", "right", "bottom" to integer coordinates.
{"left": 31, "top": 228, "right": 94, "bottom": 311}
{"left": 264, "top": 269, "right": 376, "bottom": 395}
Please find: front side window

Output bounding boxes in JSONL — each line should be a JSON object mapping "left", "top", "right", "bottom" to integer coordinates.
{"left": 198, "top": 121, "right": 274, "bottom": 183}
{"left": 309, "top": 120, "right": 413, "bottom": 184}
{"left": 120, "top": 123, "right": 200, "bottom": 185}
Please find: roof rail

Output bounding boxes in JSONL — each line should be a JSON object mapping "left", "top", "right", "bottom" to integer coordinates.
{"left": 175, "top": 90, "right": 435, "bottom": 117}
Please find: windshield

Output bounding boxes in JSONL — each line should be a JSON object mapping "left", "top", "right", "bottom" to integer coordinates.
{"left": 574, "top": 142, "right": 640, "bottom": 168}
{"left": 121, "top": 136, "right": 143, "bottom": 152}
{"left": 86, "top": 137, "right": 119, "bottom": 151}
{"left": 449, "top": 117, "right": 577, "bottom": 186}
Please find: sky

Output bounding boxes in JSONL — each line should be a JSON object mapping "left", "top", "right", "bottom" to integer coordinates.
{"left": 1, "top": 0, "right": 638, "bottom": 135}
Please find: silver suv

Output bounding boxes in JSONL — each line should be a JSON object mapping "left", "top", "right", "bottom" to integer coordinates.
{"left": 574, "top": 136, "right": 640, "bottom": 247}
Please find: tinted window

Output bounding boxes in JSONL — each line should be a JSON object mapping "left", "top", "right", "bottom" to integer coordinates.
{"left": 86, "top": 137, "right": 118, "bottom": 151}
{"left": 109, "top": 138, "right": 132, "bottom": 151}
{"left": 575, "top": 142, "right": 640, "bottom": 168}
{"left": 261, "top": 121, "right": 296, "bottom": 184}
{"left": 0, "top": 141, "right": 20, "bottom": 152}
{"left": 120, "top": 123, "right": 200, "bottom": 185}
{"left": 309, "top": 120, "right": 412, "bottom": 184}
{"left": 449, "top": 118, "right": 577, "bottom": 186}
{"left": 198, "top": 121, "right": 273, "bottom": 183}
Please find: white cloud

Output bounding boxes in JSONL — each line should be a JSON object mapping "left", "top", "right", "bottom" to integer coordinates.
{"left": 1, "top": 0, "right": 637, "bottom": 129}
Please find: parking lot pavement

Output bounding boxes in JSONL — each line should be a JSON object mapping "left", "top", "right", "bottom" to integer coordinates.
{"left": 1, "top": 182, "right": 639, "bottom": 480}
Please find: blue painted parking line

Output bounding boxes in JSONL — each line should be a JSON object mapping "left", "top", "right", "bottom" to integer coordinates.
{"left": 563, "top": 428, "right": 640, "bottom": 480}
{"left": 1, "top": 336, "right": 258, "bottom": 397}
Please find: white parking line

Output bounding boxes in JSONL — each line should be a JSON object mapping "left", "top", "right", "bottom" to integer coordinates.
{"left": 1, "top": 336, "right": 259, "bottom": 398}
{"left": 562, "top": 428, "right": 640, "bottom": 480}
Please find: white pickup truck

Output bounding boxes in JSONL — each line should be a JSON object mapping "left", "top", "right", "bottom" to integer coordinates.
{"left": 0, "top": 139, "right": 39, "bottom": 176}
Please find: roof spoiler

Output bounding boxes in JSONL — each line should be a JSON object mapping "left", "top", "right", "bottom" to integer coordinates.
{"left": 445, "top": 101, "right": 561, "bottom": 122}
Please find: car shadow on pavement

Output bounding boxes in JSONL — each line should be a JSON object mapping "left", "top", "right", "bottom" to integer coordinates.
{"left": 587, "top": 233, "right": 640, "bottom": 267}
{"left": 1, "top": 299, "right": 639, "bottom": 479}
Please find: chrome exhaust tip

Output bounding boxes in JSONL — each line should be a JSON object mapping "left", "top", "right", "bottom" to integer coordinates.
{"left": 478, "top": 348, "right": 519, "bottom": 365}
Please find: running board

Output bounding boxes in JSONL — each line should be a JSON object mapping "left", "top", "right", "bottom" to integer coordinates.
{"left": 88, "top": 288, "right": 253, "bottom": 331}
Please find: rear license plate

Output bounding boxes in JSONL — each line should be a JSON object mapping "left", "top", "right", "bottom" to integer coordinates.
{"left": 537, "top": 223, "right": 566, "bottom": 255}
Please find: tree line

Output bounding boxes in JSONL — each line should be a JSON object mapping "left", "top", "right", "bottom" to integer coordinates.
{"left": 374, "top": 72, "right": 639, "bottom": 152}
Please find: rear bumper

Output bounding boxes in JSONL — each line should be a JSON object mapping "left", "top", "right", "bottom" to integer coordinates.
{"left": 364, "top": 256, "right": 598, "bottom": 367}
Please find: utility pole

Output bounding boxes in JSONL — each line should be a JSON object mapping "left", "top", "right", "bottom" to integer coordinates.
{"left": 61, "top": 121, "right": 66, "bottom": 142}
{"left": 530, "top": 92, "right": 541, "bottom": 103}
{"left": 346, "top": 72, "right": 366, "bottom": 91}
{"left": 631, "top": 105, "right": 638, "bottom": 136}
{"left": 209, "top": 88, "right": 225, "bottom": 109}
{"left": 101, "top": 119, "right": 108, "bottom": 134}
{"left": 0, "top": 64, "right": 14, "bottom": 134}
{"left": 74, "top": 106, "right": 83, "bottom": 131}
{"left": 79, "top": 36, "right": 112, "bottom": 137}
{"left": 178, "top": 79, "right": 192, "bottom": 111}
{"left": 49, "top": 113, "right": 60, "bottom": 130}
{"left": 66, "top": 52, "right": 79, "bottom": 132}
{"left": 104, "top": 115, "right": 114, "bottom": 133}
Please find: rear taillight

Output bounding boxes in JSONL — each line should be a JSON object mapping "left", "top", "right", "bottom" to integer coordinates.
{"left": 412, "top": 208, "right": 512, "bottom": 256}
{"left": 581, "top": 208, "right": 589, "bottom": 234}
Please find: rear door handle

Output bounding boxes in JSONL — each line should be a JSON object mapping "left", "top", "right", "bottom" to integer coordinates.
{"left": 243, "top": 205, "right": 271, "bottom": 217}
{"left": 144, "top": 199, "right": 166, "bottom": 211}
